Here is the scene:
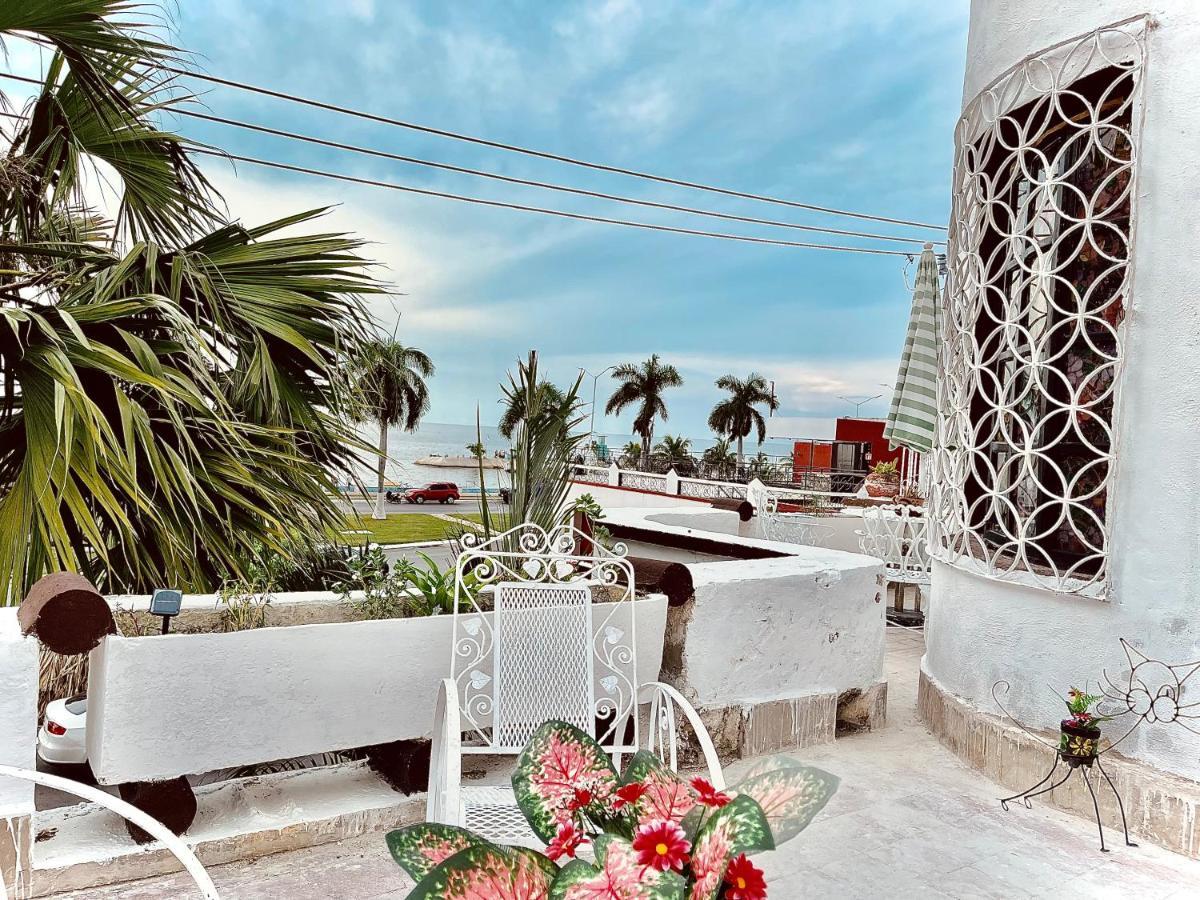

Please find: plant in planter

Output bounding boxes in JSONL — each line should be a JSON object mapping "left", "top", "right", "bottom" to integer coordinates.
{"left": 387, "top": 720, "right": 838, "bottom": 898}
{"left": 1059, "top": 688, "right": 1114, "bottom": 765}
{"left": 864, "top": 461, "right": 900, "bottom": 498}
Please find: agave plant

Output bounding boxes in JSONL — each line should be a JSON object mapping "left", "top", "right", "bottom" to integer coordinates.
{"left": 0, "top": 3, "right": 384, "bottom": 599}
{"left": 387, "top": 720, "right": 838, "bottom": 898}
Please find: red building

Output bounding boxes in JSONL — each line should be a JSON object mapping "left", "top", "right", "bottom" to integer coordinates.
{"left": 791, "top": 417, "right": 903, "bottom": 485}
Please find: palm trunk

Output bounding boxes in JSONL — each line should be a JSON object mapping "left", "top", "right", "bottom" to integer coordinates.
{"left": 641, "top": 427, "right": 652, "bottom": 469}
{"left": 373, "top": 418, "right": 388, "bottom": 520}
{"left": 736, "top": 435, "right": 745, "bottom": 473}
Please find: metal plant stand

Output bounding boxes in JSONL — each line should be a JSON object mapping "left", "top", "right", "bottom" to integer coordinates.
{"left": 998, "top": 748, "right": 1135, "bottom": 853}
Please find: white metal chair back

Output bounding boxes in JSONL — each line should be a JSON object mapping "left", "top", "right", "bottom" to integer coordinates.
{"left": 493, "top": 581, "right": 594, "bottom": 748}
{"left": 760, "top": 491, "right": 836, "bottom": 546}
{"left": 451, "top": 522, "right": 638, "bottom": 755}
{"left": 859, "top": 505, "right": 931, "bottom": 584}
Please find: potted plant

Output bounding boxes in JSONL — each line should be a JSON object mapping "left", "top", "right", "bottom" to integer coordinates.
{"left": 387, "top": 720, "right": 838, "bottom": 898}
{"left": 864, "top": 460, "right": 900, "bottom": 498}
{"left": 1059, "top": 688, "right": 1113, "bottom": 765}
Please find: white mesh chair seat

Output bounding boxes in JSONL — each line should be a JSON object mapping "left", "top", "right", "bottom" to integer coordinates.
{"left": 461, "top": 785, "right": 539, "bottom": 846}
{"left": 860, "top": 506, "right": 931, "bottom": 585}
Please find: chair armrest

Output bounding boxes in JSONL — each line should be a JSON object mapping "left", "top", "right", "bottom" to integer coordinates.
{"left": 639, "top": 681, "right": 726, "bottom": 791}
{"left": 426, "top": 678, "right": 462, "bottom": 825}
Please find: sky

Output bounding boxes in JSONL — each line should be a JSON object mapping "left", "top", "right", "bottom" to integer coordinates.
{"left": 10, "top": 1, "right": 970, "bottom": 438}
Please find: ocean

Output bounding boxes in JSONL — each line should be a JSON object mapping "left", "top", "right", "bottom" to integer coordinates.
{"left": 350, "top": 422, "right": 799, "bottom": 491}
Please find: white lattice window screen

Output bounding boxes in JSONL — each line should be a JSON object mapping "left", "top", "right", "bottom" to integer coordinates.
{"left": 930, "top": 20, "right": 1146, "bottom": 595}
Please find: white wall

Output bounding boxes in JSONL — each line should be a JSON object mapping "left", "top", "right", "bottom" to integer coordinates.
{"left": 87, "top": 597, "right": 667, "bottom": 785}
{"left": 927, "top": 0, "right": 1200, "bottom": 782}
{"left": 680, "top": 553, "right": 884, "bottom": 708}
{"left": 0, "top": 609, "right": 37, "bottom": 816}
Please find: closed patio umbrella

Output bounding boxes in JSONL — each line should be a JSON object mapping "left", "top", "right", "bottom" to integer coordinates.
{"left": 882, "top": 243, "right": 942, "bottom": 454}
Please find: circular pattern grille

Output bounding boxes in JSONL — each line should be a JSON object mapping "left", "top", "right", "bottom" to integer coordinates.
{"left": 930, "top": 20, "right": 1147, "bottom": 595}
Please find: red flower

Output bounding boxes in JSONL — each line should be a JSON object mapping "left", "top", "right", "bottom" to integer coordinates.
{"left": 546, "top": 821, "right": 585, "bottom": 861}
{"left": 691, "top": 776, "right": 731, "bottom": 808}
{"left": 724, "top": 853, "right": 767, "bottom": 900}
{"left": 633, "top": 820, "right": 690, "bottom": 872}
{"left": 569, "top": 787, "right": 594, "bottom": 812}
{"left": 613, "top": 782, "right": 648, "bottom": 811}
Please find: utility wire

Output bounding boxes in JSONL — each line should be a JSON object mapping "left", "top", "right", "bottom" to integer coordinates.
{"left": 192, "top": 148, "right": 914, "bottom": 256}
{"left": 0, "top": 70, "right": 945, "bottom": 245}
{"left": 0, "top": 88, "right": 914, "bottom": 255}
{"left": 169, "top": 66, "right": 948, "bottom": 232}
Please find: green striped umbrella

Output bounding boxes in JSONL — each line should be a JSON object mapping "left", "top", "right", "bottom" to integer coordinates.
{"left": 883, "top": 243, "right": 942, "bottom": 454}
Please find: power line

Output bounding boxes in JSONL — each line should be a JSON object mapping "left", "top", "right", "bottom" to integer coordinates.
{"left": 0, "top": 69, "right": 946, "bottom": 245}
{"left": 167, "top": 66, "right": 947, "bottom": 232}
{"left": 0, "top": 88, "right": 915, "bottom": 255}
{"left": 192, "top": 149, "right": 914, "bottom": 255}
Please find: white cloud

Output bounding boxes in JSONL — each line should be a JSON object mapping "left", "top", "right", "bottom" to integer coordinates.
{"left": 591, "top": 76, "right": 679, "bottom": 144}
{"left": 345, "top": 0, "right": 376, "bottom": 22}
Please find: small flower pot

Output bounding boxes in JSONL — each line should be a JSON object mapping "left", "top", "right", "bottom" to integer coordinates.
{"left": 1059, "top": 719, "right": 1101, "bottom": 766}
{"left": 864, "top": 474, "right": 899, "bottom": 498}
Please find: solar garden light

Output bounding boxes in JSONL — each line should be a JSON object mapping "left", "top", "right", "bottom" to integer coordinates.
{"left": 149, "top": 588, "right": 183, "bottom": 635}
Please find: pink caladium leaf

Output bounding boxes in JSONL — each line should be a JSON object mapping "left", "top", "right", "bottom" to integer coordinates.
{"left": 686, "top": 796, "right": 773, "bottom": 900}
{"left": 549, "top": 835, "right": 685, "bottom": 900}
{"left": 619, "top": 751, "right": 697, "bottom": 827}
{"left": 513, "top": 720, "right": 618, "bottom": 843}
{"left": 409, "top": 844, "right": 554, "bottom": 900}
{"left": 387, "top": 823, "right": 487, "bottom": 881}
{"left": 730, "top": 758, "right": 839, "bottom": 844}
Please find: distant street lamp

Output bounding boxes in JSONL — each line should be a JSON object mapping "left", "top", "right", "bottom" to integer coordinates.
{"left": 580, "top": 365, "right": 617, "bottom": 441}
{"left": 838, "top": 394, "right": 883, "bottom": 417}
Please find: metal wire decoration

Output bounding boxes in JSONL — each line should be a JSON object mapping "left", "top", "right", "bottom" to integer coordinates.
{"left": 450, "top": 521, "right": 638, "bottom": 753}
{"left": 929, "top": 17, "right": 1148, "bottom": 595}
{"left": 991, "top": 638, "right": 1199, "bottom": 852}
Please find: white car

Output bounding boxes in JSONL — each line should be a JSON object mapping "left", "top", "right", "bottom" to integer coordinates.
{"left": 38, "top": 694, "right": 88, "bottom": 766}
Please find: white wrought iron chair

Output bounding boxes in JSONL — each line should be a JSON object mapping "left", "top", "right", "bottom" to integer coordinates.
{"left": 425, "top": 522, "right": 723, "bottom": 845}
{"left": 760, "top": 492, "right": 836, "bottom": 547}
{"left": 858, "top": 505, "right": 931, "bottom": 620}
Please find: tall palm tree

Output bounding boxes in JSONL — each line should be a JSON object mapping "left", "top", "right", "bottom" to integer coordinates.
{"left": 497, "top": 380, "right": 570, "bottom": 440}
{"left": 604, "top": 355, "right": 683, "bottom": 465}
{"left": 707, "top": 373, "right": 780, "bottom": 469}
{"left": 354, "top": 338, "right": 434, "bottom": 519}
{"left": 0, "top": 3, "right": 384, "bottom": 599}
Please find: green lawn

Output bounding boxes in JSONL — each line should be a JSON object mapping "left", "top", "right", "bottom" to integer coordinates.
{"left": 341, "top": 512, "right": 483, "bottom": 545}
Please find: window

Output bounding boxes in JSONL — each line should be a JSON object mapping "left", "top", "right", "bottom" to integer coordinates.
{"left": 930, "top": 21, "right": 1146, "bottom": 594}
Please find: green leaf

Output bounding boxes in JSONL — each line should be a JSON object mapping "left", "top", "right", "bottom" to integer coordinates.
{"left": 385, "top": 823, "right": 487, "bottom": 881}
{"left": 731, "top": 759, "right": 839, "bottom": 844}
{"left": 548, "top": 837, "right": 685, "bottom": 900}
{"left": 408, "top": 844, "right": 553, "bottom": 900}
{"left": 512, "top": 720, "right": 618, "bottom": 844}
{"left": 688, "top": 795, "right": 775, "bottom": 900}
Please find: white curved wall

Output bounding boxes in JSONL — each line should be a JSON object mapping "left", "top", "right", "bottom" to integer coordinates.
{"left": 926, "top": 0, "right": 1200, "bottom": 782}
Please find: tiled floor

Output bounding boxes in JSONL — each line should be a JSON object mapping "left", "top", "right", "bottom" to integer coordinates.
{"left": 58, "top": 627, "right": 1200, "bottom": 898}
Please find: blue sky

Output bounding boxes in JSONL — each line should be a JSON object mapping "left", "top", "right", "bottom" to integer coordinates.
{"left": 20, "top": 1, "right": 970, "bottom": 437}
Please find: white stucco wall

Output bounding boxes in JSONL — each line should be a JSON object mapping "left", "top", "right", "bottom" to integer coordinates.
{"left": 87, "top": 597, "right": 667, "bottom": 785}
{"left": 680, "top": 550, "right": 884, "bottom": 708}
{"left": 0, "top": 610, "right": 37, "bottom": 816}
{"left": 926, "top": 0, "right": 1200, "bottom": 782}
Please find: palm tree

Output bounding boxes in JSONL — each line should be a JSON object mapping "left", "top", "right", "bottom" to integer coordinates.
{"left": 618, "top": 441, "right": 643, "bottom": 468}
{"left": 702, "top": 438, "right": 736, "bottom": 479}
{"left": 354, "top": 338, "right": 434, "bottom": 519}
{"left": 0, "top": 4, "right": 384, "bottom": 599}
{"left": 604, "top": 355, "right": 683, "bottom": 465}
{"left": 497, "top": 380, "right": 571, "bottom": 440}
{"left": 707, "top": 373, "right": 780, "bottom": 470}
{"left": 653, "top": 435, "right": 695, "bottom": 475}
{"left": 479, "top": 352, "right": 585, "bottom": 538}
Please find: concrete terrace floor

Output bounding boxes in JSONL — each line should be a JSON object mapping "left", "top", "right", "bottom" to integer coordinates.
{"left": 59, "top": 628, "right": 1200, "bottom": 899}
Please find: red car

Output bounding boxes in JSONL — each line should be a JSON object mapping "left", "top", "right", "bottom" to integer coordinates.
{"left": 404, "top": 482, "right": 460, "bottom": 504}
